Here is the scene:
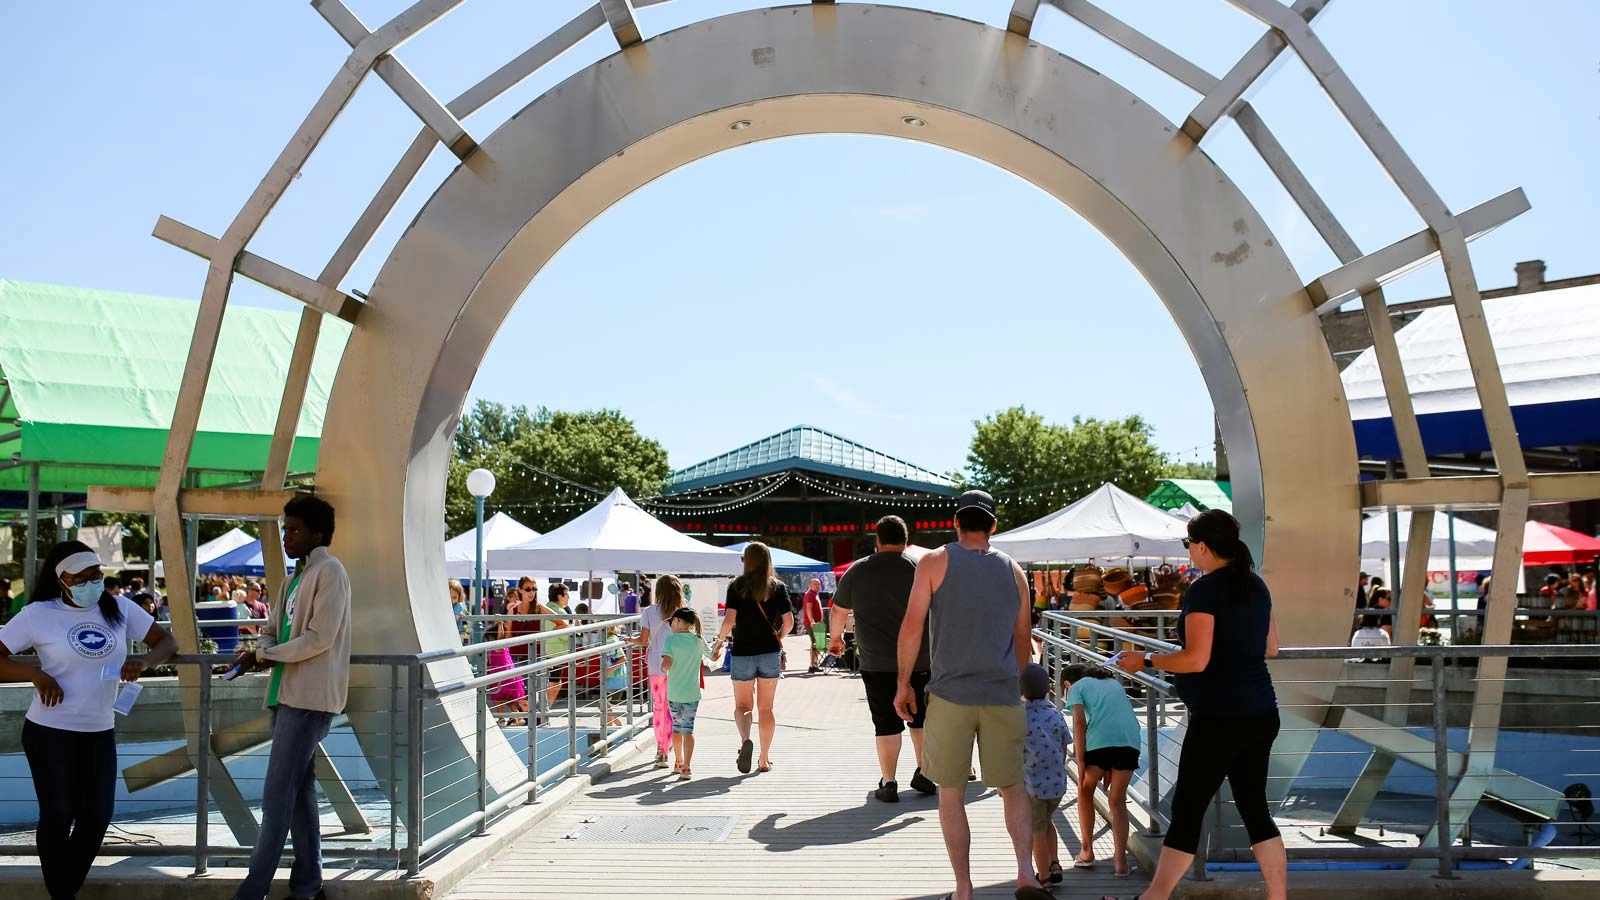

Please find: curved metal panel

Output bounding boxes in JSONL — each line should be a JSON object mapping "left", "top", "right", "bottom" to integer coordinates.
{"left": 316, "top": 4, "right": 1359, "bottom": 822}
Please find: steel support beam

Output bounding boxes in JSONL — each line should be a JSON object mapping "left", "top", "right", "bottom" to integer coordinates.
{"left": 1230, "top": 101, "right": 1430, "bottom": 478}
{"left": 1007, "top": 0, "right": 1042, "bottom": 37}
{"left": 1306, "top": 189, "right": 1530, "bottom": 314}
{"left": 1361, "top": 471, "right": 1600, "bottom": 509}
{"left": 153, "top": 217, "right": 363, "bottom": 323}
{"left": 313, "top": 0, "right": 477, "bottom": 158}
{"left": 1050, "top": 0, "right": 1218, "bottom": 94}
{"left": 1181, "top": 0, "right": 1326, "bottom": 142}
{"left": 89, "top": 486, "right": 298, "bottom": 518}
{"left": 599, "top": 0, "right": 643, "bottom": 48}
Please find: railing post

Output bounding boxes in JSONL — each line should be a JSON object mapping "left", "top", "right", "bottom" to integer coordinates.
{"left": 195, "top": 659, "right": 211, "bottom": 876}
{"left": 625, "top": 645, "right": 637, "bottom": 732}
{"left": 388, "top": 664, "right": 399, "bottom": 851}
{"left": 406, "top": 660, "right": 424, "bottom": 877}
{"left": 567, "top": 657, "right": 578, "bottom": 764}
{"left": 475, "top": 650, "right": 488, "bottom": 836}
{"left": 1431, "top": 654, "right": 1455, "bottom": 879}
{"left": 525, "top": 671, "right": 538, "bottom": 805}
{"left": 1146, "top": 681, "right": 1163, "bottom": 837}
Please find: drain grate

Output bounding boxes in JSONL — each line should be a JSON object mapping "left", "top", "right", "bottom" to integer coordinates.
{"left": 565, "top": 815, "right": 736, "bottom": 844}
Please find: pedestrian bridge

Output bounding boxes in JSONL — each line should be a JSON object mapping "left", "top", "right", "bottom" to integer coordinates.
{"left": 443, "top": 635, "right": 1140, "bottom": 900}
{"left": 1, "top": 620, "right": 1597, "bottom": 899}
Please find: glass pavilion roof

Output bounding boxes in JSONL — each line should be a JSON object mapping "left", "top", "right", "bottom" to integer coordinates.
{"left": 665, "top": 426, "right": 958, "bottom": 496}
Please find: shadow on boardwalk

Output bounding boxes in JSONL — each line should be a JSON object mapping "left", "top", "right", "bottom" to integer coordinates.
{"left": 446, "top": 635, "right": 1144, "bottom": 900}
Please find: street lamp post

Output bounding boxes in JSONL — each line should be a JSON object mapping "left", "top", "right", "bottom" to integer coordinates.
{"left": 466, "top": 468, "right": 497, "bottom": 646}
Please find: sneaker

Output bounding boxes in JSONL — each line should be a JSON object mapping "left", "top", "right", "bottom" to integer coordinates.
{"left": 653, "top": 752, "right": 669, "bottom": 769}
{"left": 910, "top": 768, "right": 937, "bottom": 795}
{"left": 873, "top": 779, "right": 900, "bottom": 803}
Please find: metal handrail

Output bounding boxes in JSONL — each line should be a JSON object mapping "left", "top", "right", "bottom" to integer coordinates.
{"left": 418, "top": 614, "right": 639, "bottom": 662}
{"left": 1037, "top": 611, "right": 1600, "bottom": 880}
{"left": 427, "top": 639, "right": 628, "bottom": 697}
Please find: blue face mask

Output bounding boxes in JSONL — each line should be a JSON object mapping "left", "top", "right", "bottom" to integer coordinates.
{"left": 66, "top": 580, "right": 105, "bottom": 609}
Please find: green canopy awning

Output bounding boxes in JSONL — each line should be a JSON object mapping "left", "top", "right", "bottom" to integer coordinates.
{"left": 1145, "top": 478, "right": 1233, "bottom": 514}
{"left": 0, "top": 280, "right": 349, "bottom": 498}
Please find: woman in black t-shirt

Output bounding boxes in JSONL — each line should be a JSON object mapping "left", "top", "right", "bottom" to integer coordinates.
{"left": 1108, "top": 510, "right": 1285, "bottom": 900}
{"left": 712, "top": 543, "right": 792, "bottom": 774}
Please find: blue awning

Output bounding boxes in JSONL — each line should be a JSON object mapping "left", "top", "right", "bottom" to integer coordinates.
{"left": 1341, "top": 282, "right": 1600, "bottom": 459}
{"left": 722, "top": 542, "right": 832, "bottom": 573}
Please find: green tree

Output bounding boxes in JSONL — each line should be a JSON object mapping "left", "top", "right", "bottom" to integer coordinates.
{"left": 963, "top": 406, "right": 1173, "bottom": 528}
{"left": 448, "top": 404, "right": 671, "bottom": 533}
{"left": 1162, "top": 460, "right": 1217, "bottom": 480}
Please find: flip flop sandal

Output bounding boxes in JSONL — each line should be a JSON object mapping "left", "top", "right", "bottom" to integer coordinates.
{"left": 737, "top": 739, "right": 754, "bottom": 774}
{"left": 1072, "top": 855, "right": 1097, "bottom": 869}
{"left": 1049, "top": 861, "right": 1064, "bottom": 884}
{"left": 1014, "top": 887, "right": 1054, "bottom": 900}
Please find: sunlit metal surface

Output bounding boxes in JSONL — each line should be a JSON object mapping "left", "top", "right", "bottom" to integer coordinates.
{"left": 124, "top": 0, "right": 1574, "bottom": 852}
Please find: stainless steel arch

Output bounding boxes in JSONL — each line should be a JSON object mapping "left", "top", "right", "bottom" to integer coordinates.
{"left": 114, "top": 0, "right": 1572, "bottom": 850}
{"left": 315, "top": 4, "right": 1355, "bottom": 825}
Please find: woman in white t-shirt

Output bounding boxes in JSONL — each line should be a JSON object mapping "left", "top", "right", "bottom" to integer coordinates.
{"left": 0, "top": 542, "right": 178, "bottom": 900}
{"left": 627, "top": 575, "right": 685, "bottom": 769}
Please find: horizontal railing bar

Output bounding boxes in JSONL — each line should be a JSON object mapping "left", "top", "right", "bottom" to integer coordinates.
{"left": 426, "top": 640, "right": 627, "bottom": 697}
{"left": 418, "top": 615, "right": 639, "bottom": 662}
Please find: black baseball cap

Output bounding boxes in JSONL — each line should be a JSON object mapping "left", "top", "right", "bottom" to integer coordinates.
{"left": 956, "top": 489, "right": 997, "bottom": 519}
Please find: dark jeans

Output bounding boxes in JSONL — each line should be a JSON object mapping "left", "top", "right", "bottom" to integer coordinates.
{"left": 22, "top": 719, "right": 118, "bottom": 900}
{"left": 235, "top": 705, "right": 334, "bottom": 900}
{"left": 1164, "top": 710, "right": 1282, "bottom": 855}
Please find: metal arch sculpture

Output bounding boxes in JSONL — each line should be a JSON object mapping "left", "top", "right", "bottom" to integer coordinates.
{"left": 95, "top": 0, "right": 1587, "bottom": 850}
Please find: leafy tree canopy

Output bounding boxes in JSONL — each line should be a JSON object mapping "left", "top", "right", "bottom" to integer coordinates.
{"left": 962, "top": 406, "right": 1201, "bottom": 529}
{"left": 447, "top": 401, "right": 671, "bottom": 533}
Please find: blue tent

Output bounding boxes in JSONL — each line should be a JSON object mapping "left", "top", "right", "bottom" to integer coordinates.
{"left": 723, "top": 542, "right": 831, "bottom": 573}
{"left": 198, "top": 539, "right": 294, "bottom": 577}
{"left": 1342, "top": 284, "right": 1600, "bottom": 458}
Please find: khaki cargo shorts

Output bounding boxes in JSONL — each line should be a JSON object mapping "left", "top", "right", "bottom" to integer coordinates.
{"left": 921, "top": 693, "right": 1026, "bottom": 789}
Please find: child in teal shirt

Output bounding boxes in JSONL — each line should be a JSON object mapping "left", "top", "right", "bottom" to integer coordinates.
{"left": 661, "top": 608, "right": 714, "bottom": 781}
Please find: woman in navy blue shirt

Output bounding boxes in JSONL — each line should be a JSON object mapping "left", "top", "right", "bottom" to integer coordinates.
{"left": 1107, "top": 510, "right": 1285, "bottom": 900}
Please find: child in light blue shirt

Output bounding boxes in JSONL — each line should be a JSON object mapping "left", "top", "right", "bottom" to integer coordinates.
{"left": 1021, "top": 663, "right": 1070, "bottom": 886}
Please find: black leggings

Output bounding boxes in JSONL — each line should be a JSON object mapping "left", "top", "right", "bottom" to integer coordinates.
{"left": 1163, "top": 710, "right": 1281, "bottom": 854}
{"left": 22, "top": 719, "right": 118, "bottom": 900}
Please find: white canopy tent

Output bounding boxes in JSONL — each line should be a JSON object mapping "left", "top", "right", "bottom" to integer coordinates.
{"left": 443, "top": 512, "right": 542, "bottom": 579}
{"left": 991, "top": 483, "right": 1189, "bottom": 563}
{"left": 153, "top": 527, "right": 254, "bottom": 578}
{"left": 488, "top": 487, "right": 744, "bottom": 576}
{"left": 1359, "top": 511, "right": 1500, "bottom": 573}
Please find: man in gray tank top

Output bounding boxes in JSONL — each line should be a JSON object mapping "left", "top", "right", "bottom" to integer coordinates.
{"left": 895, "top": 491, "right": 1050, "bottom": 900}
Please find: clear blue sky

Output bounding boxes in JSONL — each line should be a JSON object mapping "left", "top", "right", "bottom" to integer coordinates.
{"left": 3, "top": 1, "right": 1595, "bottom": 477}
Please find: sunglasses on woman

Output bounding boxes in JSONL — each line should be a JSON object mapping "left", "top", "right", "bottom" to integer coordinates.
{"left": 1182, "top": 538, "right": 1196, "bottom": 549}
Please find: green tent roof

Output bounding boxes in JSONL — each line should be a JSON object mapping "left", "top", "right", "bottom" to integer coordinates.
{"left": 1145, "top": 479, "right": 1233, "bottom": 513}
{"left": 0, "top": 280, "right": 349, "bottom": 497}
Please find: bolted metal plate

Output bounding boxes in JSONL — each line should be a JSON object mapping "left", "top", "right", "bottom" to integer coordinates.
{"left": 565, "top": 815, "right": 736, "bottom": 844}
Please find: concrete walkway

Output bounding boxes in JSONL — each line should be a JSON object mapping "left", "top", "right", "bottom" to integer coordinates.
{"left": 447, "top": 635, "right": 1145, "bottom": 900}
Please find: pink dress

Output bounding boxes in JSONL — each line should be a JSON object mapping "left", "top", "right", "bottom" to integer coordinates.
{"left": 488, "top": 647, "right": 526, "bottom": 703}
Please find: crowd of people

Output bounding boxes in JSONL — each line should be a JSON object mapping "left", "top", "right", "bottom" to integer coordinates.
{"left": 0, "top": 488, "right": 1291, "bottom": 900}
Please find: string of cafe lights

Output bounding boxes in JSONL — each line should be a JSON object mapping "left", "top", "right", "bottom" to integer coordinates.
{"left": 641, "top": 474, "right": 793, "bottom": 516}
{"left": 790, "top": 473, "right": 958, "bottom": 509}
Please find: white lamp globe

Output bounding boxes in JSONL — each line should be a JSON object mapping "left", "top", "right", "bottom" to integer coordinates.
{"left": 466, "top": 468, "right": 497, "bottom": 498}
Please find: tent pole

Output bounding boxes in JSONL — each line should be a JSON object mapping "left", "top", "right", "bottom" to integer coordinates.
{"left": 53, "top": 494, "right": 63, "bottom": 543}
{"left": 1447, "top": 509, "right": 1459, "bottom": 640}
{"left": 1385, "top": 461, "right": 1401, "bottom": 608}
{"left": 23, "top": 463, "right": 39, "bottom": 599}
{"left": 148, "top": 513, "right": 158, "bottom": 577}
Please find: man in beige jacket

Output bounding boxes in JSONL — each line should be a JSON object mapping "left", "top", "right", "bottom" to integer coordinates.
{"left": 232, "top": 494, "right": 351, "bottom": 900}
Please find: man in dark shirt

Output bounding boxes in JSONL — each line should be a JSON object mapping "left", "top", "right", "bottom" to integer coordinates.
{"left": 829, "top": 515, "right": 934, "bottom": 801}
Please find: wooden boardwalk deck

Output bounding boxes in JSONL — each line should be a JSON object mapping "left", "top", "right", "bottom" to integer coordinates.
{"left": 448, "top": 635, "right": 1148, "bottom": 900}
